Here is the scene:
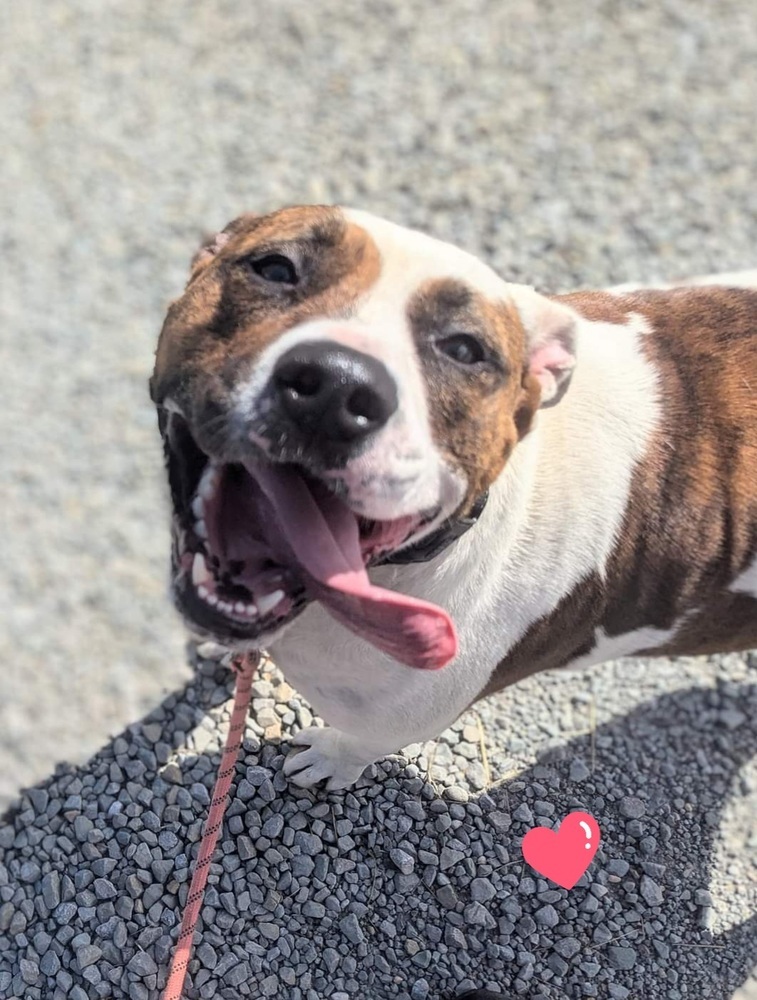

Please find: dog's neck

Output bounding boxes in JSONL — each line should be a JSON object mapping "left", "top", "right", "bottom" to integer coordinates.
{"left": 382, "top": 307, "right": 661, "bottom": 662}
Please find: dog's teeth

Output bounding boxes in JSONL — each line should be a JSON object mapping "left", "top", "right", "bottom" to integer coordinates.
{"left": 191, "top": 496, "right": 204, "bottom": 519}
{"left": 195, "top": 519, "right": 208, "bottom": 539}
{"left": 234, "top": 602, "right": 246, "bottom": 615}
{"left": 192, "top": 553, "right": 211, "bottom": 587}
{"left": 245, "top": 603, "right": 257, "bottom": 617}
{"left": 207, "top": 593, "right": 219, "bottom": 606}
{"left": 218, "top": 600, "right": 233, "bottom": 613}
{"left": 258, "top": 589, "right": 285, "bottom": 617}
{"left": 198, "top": 585, "right": 210, "bottom": 600}
{"left": 199, "top": 466, "right": 220, "bottom": 500}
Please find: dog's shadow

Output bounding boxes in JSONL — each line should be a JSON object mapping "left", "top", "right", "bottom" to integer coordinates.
{"left": 1, "top": 657, "right": 755, "bottom": 1000}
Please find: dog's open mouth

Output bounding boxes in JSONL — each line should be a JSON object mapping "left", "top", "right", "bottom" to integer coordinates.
{"left": 163, "top": 413, "right": 457, "bottom": 669}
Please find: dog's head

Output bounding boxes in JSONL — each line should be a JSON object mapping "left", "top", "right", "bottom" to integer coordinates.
{"left": 150, "top": 206, "right": 577, "bottom": 660}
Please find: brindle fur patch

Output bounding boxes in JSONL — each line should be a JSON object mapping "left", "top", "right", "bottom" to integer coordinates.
{"left": 407, "top": 278, "right": 541, "bottom": 509}
{"left": 150, "top": 206, "right": 381, "bottom": 445}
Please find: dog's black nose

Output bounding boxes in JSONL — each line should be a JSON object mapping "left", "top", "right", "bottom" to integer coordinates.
{"left": 272, "top": 341, "right": 398, "bottom": 444}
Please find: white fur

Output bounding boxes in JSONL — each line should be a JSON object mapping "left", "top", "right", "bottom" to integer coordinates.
{"left": 563, "top": 625, "right": 682, "bottom": 674}
{"left": 730, "top": 557, "right": 757, "bottom": 599}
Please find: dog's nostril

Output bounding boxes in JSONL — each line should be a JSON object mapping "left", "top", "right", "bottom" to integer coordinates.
{"left": 276, "top": 364, "right": 322, "bottom": 399}
{"left": 346, "top": 386, "right": 385, "bottom": 425}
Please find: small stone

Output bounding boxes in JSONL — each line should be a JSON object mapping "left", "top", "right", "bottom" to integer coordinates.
{"left": 436, "top": 884, "right": 459, "bottom": 909}
{"left": 160, "top": 762, "right": 183, "bottom": 785}
{"left": 518, "top": 876, "right": 537, "bottom": 895}
{"left": 548, "top": 952, "right": 569, "bottom": 977}
{"left": 607, "top": 945, "right": 637, "bottom": 970}
{"left": 260, "top": 974, "right": 279, "bottom": 996}
{"left": 41, "top": 871, "right": 61, "bottom": 909}
{"left": 534, "top": 904, "right": 559, "bottom": 928}
{"left": 19, "top": 959, "right": 40, "bottom": 985}
{"left": 93, "top": 877, "right": 117, "bottom": 900}
{"left": 127, "top": 951, "right": 158, "bottom": 977}
{"left": 389, "top": 848, "right": 415, "bottom": 874}
{"left": 19, "top": 860, "right": 41, "bottom": 883}
{"left": 141, "top": 722, "right": 163, "bottom": 743}
{"left": 445, "top": 785, "right": 469, "bottom": 803}
{"left": 39, "top": 951, "right": 60, "bottom": 976}
{"left": 550, "top": 938, "right": 578, "bottom": 961}
{"left": 440, "top": 846, "right": 465, "bottom": 870}
{"left": 76, "top": 944, "right": 102, "bottom": 969}
{"left": 513, "top": 803, "right": 533, "bottom": 824}
{"left": 411, "top": 978, "right": 431, "bottom": 1000}
{"left": 695, "top": 888, "right": 713, "bottom": 906}
{"left": 471, "top": 877, "right": 496, "bottom": 902}
{"left": 570, "top": 759, "right": 591, "bottom": 782}
{"left": 640, "top": 875, "right": 664, "bottom": 907}
{"left": 339, "top": 912, "right": 365, "bottom": 944}
{"left": 445, "top": 925, "right": 467, "bottom": 949}
{"left": 294, "top": 831, "right": 322, "bottom": 856}
{"left": 619, "top": 796, "right": 645, "bottom": 819}
{"left": 719, "top": 708, "right": 746, "bottom": 729}
{"left": 262, "top": 814, "right": 285, "bottom": 839}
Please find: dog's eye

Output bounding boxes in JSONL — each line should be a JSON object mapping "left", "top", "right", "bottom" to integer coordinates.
{"left": 251, "top": 254, "right": 298, "bottom": 285}
{"left": 436, "top": 334, "right": 486, "bottom": 366}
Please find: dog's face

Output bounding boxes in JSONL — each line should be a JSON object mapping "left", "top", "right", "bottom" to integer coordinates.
{"left": 150, "top": 206, "right": 577, "bottom": 651}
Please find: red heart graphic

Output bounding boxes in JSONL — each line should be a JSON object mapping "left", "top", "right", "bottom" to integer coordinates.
{"left": 522, "top": 811, "right": 601, "bottom": 889}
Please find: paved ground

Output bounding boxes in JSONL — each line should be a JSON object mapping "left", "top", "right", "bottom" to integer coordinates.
{"left": 1, "top": 1, "right": 755, "bottom": 997}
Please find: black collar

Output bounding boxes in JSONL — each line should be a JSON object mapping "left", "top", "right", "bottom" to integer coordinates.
{"left": 375, "top": 491, "right": 489, "bottom": 566}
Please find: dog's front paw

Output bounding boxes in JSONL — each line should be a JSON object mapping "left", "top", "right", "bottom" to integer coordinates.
{"left": 282, "top": 727, "right": 377, "bottom": 790}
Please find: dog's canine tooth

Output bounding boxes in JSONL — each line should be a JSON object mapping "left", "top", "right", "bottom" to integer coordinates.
{"left": 258, "top": 589, "right": 285, "bottom": 617}
{"left": 195, "top": 519, "right": 208, "bottom": 539}
{"left": 199, "top": 465, "right": 220, "bottom": 501}
{"left": 192, "top": 553, "right": 211, "bottom": 587}
{"left": 191, "top": 496, "right": 204, "bottom": 519}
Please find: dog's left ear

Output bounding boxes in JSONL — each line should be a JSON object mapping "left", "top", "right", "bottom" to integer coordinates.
{"left": 510, "top": 286, "right": 578, "bottom": 407}
{"left": 188, "top": 213, "right": 260, "bottom": 281}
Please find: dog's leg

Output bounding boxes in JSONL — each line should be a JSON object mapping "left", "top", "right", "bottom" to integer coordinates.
{"left": 282, "top": 726, "right": 401, "bottom": 790}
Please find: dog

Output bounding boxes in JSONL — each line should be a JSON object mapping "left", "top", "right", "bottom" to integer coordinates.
{"left": 150, "top": 205, "right": 757, "bottom": 793}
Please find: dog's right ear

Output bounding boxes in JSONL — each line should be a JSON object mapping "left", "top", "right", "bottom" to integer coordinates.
{"left": 188, "top": 213, "right": 259, "bottom": 281}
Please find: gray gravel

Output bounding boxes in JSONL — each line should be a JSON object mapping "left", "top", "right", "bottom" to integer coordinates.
{"left": 0, "top": 651, "right": 755, "bottom": 998}
{"left": 1, "top": 0, "right": 756, "bottom": 997}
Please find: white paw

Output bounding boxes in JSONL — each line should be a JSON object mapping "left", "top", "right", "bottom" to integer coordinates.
{"left": 283, "top": 726, "right": 375, "bottom": 790}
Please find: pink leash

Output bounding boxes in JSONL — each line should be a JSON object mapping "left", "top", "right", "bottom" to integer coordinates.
{"left": 162, "top": 651, "right": 258, "bottom": 1000}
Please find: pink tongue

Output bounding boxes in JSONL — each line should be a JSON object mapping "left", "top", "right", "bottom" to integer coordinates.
{"left": 248, "top": 462, "right": 457, "bottom": 670}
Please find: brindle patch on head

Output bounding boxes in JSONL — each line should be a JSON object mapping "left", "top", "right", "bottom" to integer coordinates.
{"left": 407, "top": 278, "right": 541, "bottom": 508}
{"left": 150, "top": 206, "right": 382, "bottom": 441}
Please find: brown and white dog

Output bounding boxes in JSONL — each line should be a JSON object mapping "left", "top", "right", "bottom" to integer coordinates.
{"left": 150, "top": 206, "right": 757, "bottom": 790}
